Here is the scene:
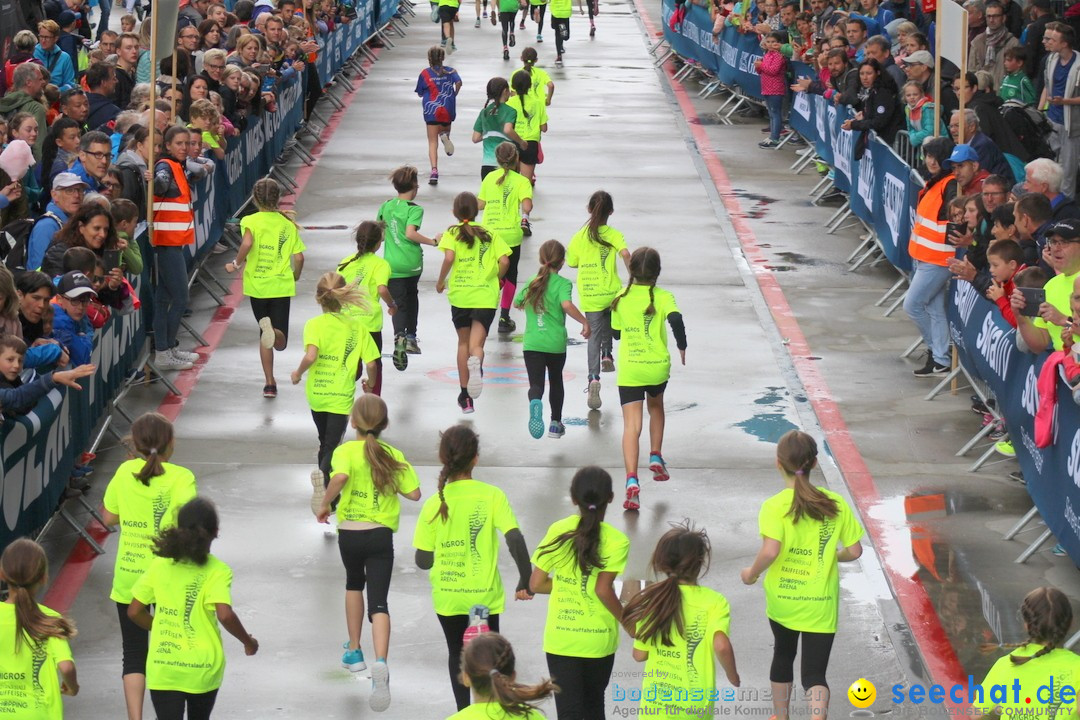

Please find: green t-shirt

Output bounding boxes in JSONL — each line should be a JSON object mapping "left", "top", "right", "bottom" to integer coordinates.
{"left": 506, "top": 93, "right": 547, "bottom": 143}
{"left": 330, "top": 439, "right": 420, "bottom": 532}
{"left": 759, "top": 487, "right": 864, "bottom": 633}
{"left": 610, "top": 285, "right": 680, "bottom": 387}
{"left": 447, "top": 703, "right": 546, "bottom": 720}
{"left": 438, "top": 226, "right": 511, "bottom": 309}
{"left": 512, "top": 66, "right": 553, "bottom": 105}
{"left": 238, "top": 211, "right": 306, "bottom": 299}
{"left": 378, "top": 198, "right": 426, "bottom": 279}
{"left": 301, "top": 312, "right": 381, "bottom": 414}
{"left": 412, "top": 479, "right": 520, "bottom": 615}
{"left": 498, "top": 0, "right": 518, "bottom": 12}
{"left": 478, "top": 170, "right": 533, "bottom": 248}
{"left": 337, "top": 252, "right": 391, "bottom": 332}
{"left": 103, "top": 459, "right": 199, "bottom": 603}
{"left": 1033, "top": 270, "right": 1078, "bottom": 351}
{"left": 550, "top": 0, "right": 571, "bottom": 18}
{"left": 514, "top": 272, "right": 572, "bottom": 353}
{"left": 632, "top": 585, "right": 731, "bottom": 717}
{"left": 131, "top": 555, "right": 233, "bottom": 694}
{"left": 472, "top": 103, "right": 519, "bottom": 166}
{"left": 566, "top": 225, "right": 627, "bottom": 312}
{"left": 0, "top": 602, "right": 73, "bottom": 720}
{"left": 976, "top": 644, "right": 1080, "bottom": 717}
{"left": 532, "top": 515, "right": 629, "bottom": 657}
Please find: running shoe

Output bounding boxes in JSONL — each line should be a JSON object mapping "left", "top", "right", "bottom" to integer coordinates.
{"left": 600, "top": 354, "right": 615, "bottom": 373}
{"left": 509, "top": 32, "right": 516, "bottom": 46}
{"left": 458, "top": 394, "right": 475, "bottom": 414}
{"left": 463, "top": 605, "right": 491, "bottom": 644}
{"left": 467, "top": 356, "right": 483, "bottom": 398}
{"left": 441, "top": 132, "right": 455, "bottom": 156}
{"left": 342, "top": 645, "right": 367, "bottom": 672}
{"left": 589, "top": 21, "right": 595, "bottom": 36}
{"left": 548, "top": 421, "right": 565, "bottom": 438}
{"left": 440, "top": 37, "right": 447, "bottom": 47}
{"left": 172, "top": 347, "right": 200, "bottom": 363}
{"left": 451, "top": 41, "right": 458, "bottom": 51}
{"left": 520, "top": 217, "right": 532, "bottom": 236}
{"left": 1053, "top": 543, "right": 1068, "bottom": 557}
{"left": 537, "top": 33, "right": 543, "bottom": 41}
{"left": 474, "top": 16, "right": 481, "bottom": 26}
{"left": 490, "top": 10, "right": 497, "bottom": 23}
{"left": 259, "top": 317, "right": 275, "bottom": 349}
{"left": 154, "top": 350, "right": 193, "bottom": 371}
{"left": 503, "top": 46, "right": 510, "bottom": 60}
{"left": 649, "top": 453, "right": 670, "bottom": 481}
{"left": 498, "top": 316, "right": 516, "bottom": 334}
{"left": 310, "top": 469, "right": 326, "bottom": 515}
{"left": 758, "top": 139, "right": 779, "bottom": 149}
{"left": 369, "top": 661, "right": 391, "bottom": 712}
{"left": 392, "top": 333, "right": 408, "bottom": 371}
{"left": 994, "top": 440, "right": 1016, "bottom": 457}
{"left": 519, "top": 18, "right": 526, "bottom": 28}
{"left": 555, "top": 55, "right": 563, "bottom": 67}
{"left": 405, "top": 335, "right": 421, "bottom": 354}
{"left": 623, "top": 477, "right": 640, "bottom": 511}
{"left": 483, "top": 9, "right": 488, "bottom": 16}
{"left": 587, "top": 378, "right": 601, "bottom": 410}
{"left": 71, "top": 464, "right": 93, "bottom": 477}
{"left": 262, "top": 384, "right": 277, "bottom": 399}
{"left": 429, "top": 168, "right": 439, "bottom": 185}
{"left": 529, "top": 398, "right": 544, "bottom": 439}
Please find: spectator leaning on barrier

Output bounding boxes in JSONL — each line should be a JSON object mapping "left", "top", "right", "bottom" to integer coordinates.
{"left": 949, "top": 108, "right": 1013, "bottom": 183}
{"left": 1012, "top": 219, "right": 1080, "bottom": 352}
{"left": 1024, "top": 157, "right": 1080, "bottom": 222}
{"left": 50, "top": 270, "right": 96, "bottom": 366}
{"left": 1014, "top": 191, "right": 1054, "bottom": 268}
{"left": 791, "top": 49, "right": 861, "bottom": 106}
{"left": 1042, "top": 22, "right": 1080, "bottom": 199}
{"left": 969, "top": 2, "right": 1020, "bottom": 88}
{"left": 842, "top": 58, "right": 905, "bottom": 149}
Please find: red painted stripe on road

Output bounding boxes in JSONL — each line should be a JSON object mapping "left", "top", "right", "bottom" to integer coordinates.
{"left": 633, "top": 3, "right": 970, "bottom": 704}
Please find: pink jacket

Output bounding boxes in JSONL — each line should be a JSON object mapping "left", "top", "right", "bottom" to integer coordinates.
{"left": 759, "top": 50, "right": 788, "bottom": 96}
{"left": 1036, "top": 351, "right": 1066, "bottom": 448}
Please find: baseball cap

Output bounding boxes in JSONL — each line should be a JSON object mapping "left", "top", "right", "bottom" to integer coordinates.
{"left": 947, "top": 144, "right": 979, "bottom": 165}
{"left": 901, "top": 50, "right": 935, "bottom": 68}
{"left": 1049, "top": 219, "right": 1080, "bottom": 240}
{"left": 57, "top": 271, "right": 97, "bottom": 299}
{"left": 52, "top": 172, "right": 88, "bottom": 191}
{"left": 57, "top": 9, "right": 77, "bottom": 26}
{"left": 1032, "top": 0, "right": 1051, "bottom": 9}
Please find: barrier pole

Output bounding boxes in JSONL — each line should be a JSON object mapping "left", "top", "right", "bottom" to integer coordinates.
{"left": 147, "top": 10, "right": 159, "bottom": 248}
{"left": 933, "top": 1, "right": 941, "bottom": 137}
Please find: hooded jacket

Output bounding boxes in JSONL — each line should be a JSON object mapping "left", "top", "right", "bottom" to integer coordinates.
{"left": 0, "top": 92, "right": 48, "bottom": 158}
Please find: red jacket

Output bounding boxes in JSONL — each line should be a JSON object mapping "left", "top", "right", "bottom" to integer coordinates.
{"left": 993, "top": 263, "right": 1026, "bottom": 328}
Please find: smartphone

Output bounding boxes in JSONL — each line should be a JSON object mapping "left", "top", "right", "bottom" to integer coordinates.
{"left": 260, "top": 75, "right": 276, "bottom": 94}
{"left": 104, "top": 249, "right": 122, "bottom": 272}
{"left": 945, "top": 222, "right": 967, "bottom": 245}
{"left": 1019, "top": 287, "right": 1047, "bottom": 317}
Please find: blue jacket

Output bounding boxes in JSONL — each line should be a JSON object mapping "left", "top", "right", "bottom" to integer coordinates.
{"left": 32, "top": 44, "right": 75, "bottom": 92}
{"left": 27, "top": 202, "right": 67, "bottom": 272}
{"left": 69, "top": 159, "right": 100, "bottom": 192}
{"left": 51, "top": 302, "right": 94, "bottom": 366}
{"left": 0, "top": 373, "right": 62, "bottom": 416}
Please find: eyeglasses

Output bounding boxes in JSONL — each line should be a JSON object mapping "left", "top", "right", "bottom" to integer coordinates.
{"left": 206, "top": 63, "right": 225, "bottom": 70}
{"left": 181, "top": 33, "right": 199, "bottom": 40}
{"left": 88, "top": 275, "right": 105, "bottom": 283}
{"left": 1047, "top": 237, "right": 1080, "bottom": 246}
{"left": 103, "top": 181, "right": 121, "bottom": 190}
{"left": 65, "top": 296, "right": 91, "bottom": 305}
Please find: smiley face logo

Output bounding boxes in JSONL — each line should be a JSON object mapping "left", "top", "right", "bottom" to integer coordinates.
{"left": 848, "top": 679, "right": 876, "bottom": 708}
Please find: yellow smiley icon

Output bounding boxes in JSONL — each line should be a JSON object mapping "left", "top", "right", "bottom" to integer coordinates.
{"left": 848, "top": 678, "right": 876, "bottom": 709}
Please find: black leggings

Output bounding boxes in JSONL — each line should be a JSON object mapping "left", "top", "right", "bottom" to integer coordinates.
{"left": 530, "top": 3, "right": 546, "bottom": 26}
{"left": 311, "top": 410, "right": 349, "bottom": 481}
{"left": 116, "top": 602, "right": 149, "bottom": 676}
{"left": 587, "top": 0, "right": 596, "bottom": 20}
{"left": 551, "top": 15, "right": 569, "bottom": 54}
{"left": 546, "top": 652, "right": 615, "bottom": 719}
{"left": 362, "top": 330, "right": 383, "bottom": 396}
{"left": 524, "top": 350, "right": 566, "bottom": 421}
{"left": 438, "top": 612, "right": 501, "bottom": 710}
{"left": 768, "top": 619, "right": 835, "bottom": 690}
{"left": 500, "top": 10, "right": 516, "bottom": 45}
{"left": 338, "top": 527, "right": 394, "bottom": 618}
{"left": 504, "top": 244, "right": 522, "bottom": 290}
{"left": 388, "top": 275, "right": 420, "bottom": 337}
{"left": 150, "top": 689, "right": 218, "bottom": 720}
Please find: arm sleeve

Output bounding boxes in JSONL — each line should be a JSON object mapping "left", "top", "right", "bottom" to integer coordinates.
{"left": 996, "top": 294, "right": 1019, "bottom": 327}
{"left": 504, "top": 528, "right": 533, "bottom": 592}
{"left": 27, "top": 221, "right": 57, "bottom": 272}
{"left": 667, "top": 311, "right": 687, "bottom": 350}
{"left": 23, "top": 343, "right": 62, "bottom": 369}
{"left": 0, "top": 374, "right": 57, "bottom": 413}
{"left": 152, "top": 163, "right": 174, "bottom": 196}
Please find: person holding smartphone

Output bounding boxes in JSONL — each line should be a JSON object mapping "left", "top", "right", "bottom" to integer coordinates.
{"left": 1012, "top": 219, "right": 1080, "bottom": 353}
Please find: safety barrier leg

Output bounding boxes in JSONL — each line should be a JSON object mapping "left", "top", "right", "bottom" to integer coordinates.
{"left": 874, "top": 275, "right": 907, "bottom": 308}
{"left": 955, "top": 421, "right": 998, "bottom": 457}
{"left": 882, "top": 289, "right": 907, "bottom": 317}
{"left": 969, "top": 443, "right": 1010, "bottom": 472}
{"left": 845, "top": 232, "right": 876, "bottom": 264}
{"left": 847, "top": 241, "right": 882, "bottom": 272}
{"left": 807, "top": 175, "right": 831, "bottom": 198}
{"left": 193, "top": 270, "right": 227, "bottom": 307}
{"left": 335, "top": 72, "right": 356, "bottom": 93}
{"left": 900, "top": 337, "right": 923, "bottom": 359}
{"left": 648, "top": 37, "right": 668, "bottom": 55}
{"left": 722, "top": 96, "right": 748, "bottom": 124}
{"left": 360, "top": 44, "right": 379, "bottom": 64}
{"left": 1003, "top": 506, "right": 1040, "bottom": 540}
{"left": 925, "top": 365, "right": 965, "bottom": 400}
{"left": 823, "top": 200, "right": 850, "bottom": 230}
{"left": 790, "top": 149, "right": 818, "bottom": 174}
{"left": 714, "top": 93, "right": 738, "bottom": 119}
{"left": 654, "top": 47, "right": 675, "bottom": 67}
{"left": 1016, "top": 529, "right": 1052, "bottom": 563}
{"left": 134, "top": 341, "right": 182, "bottom": 396}
{"left": 58, "top": 504, "right": 107, "bottom": 555}
{"left": 375, "top": 28, "right": 397, "bottom": 48}
{"left": 179, "top": 318, "right": 209, "bottom": 348}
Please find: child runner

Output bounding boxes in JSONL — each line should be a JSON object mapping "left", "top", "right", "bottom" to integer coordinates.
{"left": 437, "top": 0, "right": 461, "bottom": 51}
{"left": 494, "top": 0, "right": 520, "bottom": 60}
{"left": 610, "top": 248, "right": 686, "bottom": 511}
{"left": 478, "top": 142, "right": 534, "bottom": 334}
{"left": 225, "top": 177, "right": 306, "bottom": 399}
{"left": 449, "top": 633, "right": 556, "bottom": 720}
{"left": 622, "top": 523, "right": 740, "bottom": 718}
{"left": 514, "top": 239, "right": 589, "bottom": 439}
{"left": 412, "top": 425, "right": 534, "bottom": 711}
{"left": 472, "top": 77, "right": 527, "bottom": 182}
{"left": 291, "top": 272, "right": 381, "bottom": 513}
{"left": 436, "top": 192, "right": 511, "bottom": 413}
{"left": 506, "top": 72, "right": 547, "bottom": 183}
{"left": 102, "top": 412, "right": 198, "bottom": 720}
{"left": 474, "top": 0, "right": 490, "bottom": 26}
{"left": 378, "top": 165, "right": 441, "bottom": 370}
{"left": 338, "top": 221, "right": 397, "bottom": 398}
{"left": 128, "top": 497, "right": 259, "bottom": 720}
{"left": 512, "top": 48, "right": 555, "bottom": 107}
{"left": 525, "top": 0, "right": 548, "bottom": 41}
{"left": 740, "top": 430, "right": 864, "bottom": 720}
{"left": 530, "top": 466, "right": 627, "bottom": 718}
{"left": 0, "top": 539, "right": 79, "bottom": 718}
{"left": 567, "top": 190, "right": 630, "bottom": 411}
{"left": 316, "top": 394, "right": 421, "bottom": 713}
{"left": 415, "top": 46, "right": 462, "bottom": 186}
{"left": 550, "top": 0, "right": 571, "bottom": 66}
{"left": 585, "top": 0, "right": 598, "bottom": 36}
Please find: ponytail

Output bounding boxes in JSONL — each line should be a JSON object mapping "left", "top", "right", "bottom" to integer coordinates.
{"left": 351, "top": 394, "right": 407, "bottom": 497}
{"left": 776, "top": 430, "right": 837, "bottom": 523}
{"left": 431, "top": 425, "right": 479, "bottom": 523}
{"left": 1, "top": 539, "right": 76, "bottom": 652}
{"left": 535, "top": 466, "right": 611, "bottom": 574}
{"left": 128, "top": 412, "right": 174, "bottom": 486}
{"left": 451, "top": 192, "right": 491, "bottom": 249}
{"left": 586, "top": 190, "right": 615, "bottom": 248}
{"left": 510, "top": 71, "right": 532, "bottom": 121}
{"left": 521, "top": 240, "right": 565, "bottom": 316}
{"left": 460, "top": 633, "right": 556, "bottom": 717}
{"left": 315, "top": 272, "right": 371, "bottom": 315}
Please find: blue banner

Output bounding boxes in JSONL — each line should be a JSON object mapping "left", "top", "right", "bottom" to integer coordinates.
{"left": 868, "top": 142, "right": 916, "bottom": 273}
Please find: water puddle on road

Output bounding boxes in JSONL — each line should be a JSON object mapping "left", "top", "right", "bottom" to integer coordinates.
{"left": 734, "top": 386, "right": 799, "bottom": 442}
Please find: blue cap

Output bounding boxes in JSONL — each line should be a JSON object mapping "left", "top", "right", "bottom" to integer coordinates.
{"left": 947, "top": 144, "right": 979, "bottom": 166}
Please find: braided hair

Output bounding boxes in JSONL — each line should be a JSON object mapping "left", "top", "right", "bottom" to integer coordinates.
{"left": 610, "top": 246, "right": 661, "bottom": 315}
{"left": 484, "top": 77, "right": 510, "bottom": 117}
{"left": 1011, "top": 587, "right": 1073, "bottom": 665}
{"left": 495, "top": 141, "right": 520, "bottom": 187}
{"left": 459, "top": 633, "right": 556, "bottom": 716}
{"left": 431, "top": 425, "right": 480, "bottom": 522}
{"left": 338, "top": 220, "right": 386, "bottom": 272}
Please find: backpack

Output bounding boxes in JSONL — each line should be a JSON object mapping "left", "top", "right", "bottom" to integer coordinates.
{"left": 1002, "top": 101, "right": 1054, "bottom": 162}
{"left": 0, "top": 212, "right": 62, "bottom": 276}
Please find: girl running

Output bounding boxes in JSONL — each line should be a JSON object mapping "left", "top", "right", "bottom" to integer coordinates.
{"left": 435, "top": 192, "right": 511, "bottom": 413}
{"left": 494, "top": 0, "right": 521, "bottom": 60}
{"left": 522, "top": 0, "right": 547, "bottom": 41}
{"left": 513, "top": 239, "right": 589, "bottom": 439}
{"left": 291, "top": 272, "right": 381, "bottom": 512}
{"left": 412, "top": 425, "right": 534, "bottom": 711}
{"left": 530, "top": 466, "right": 627, "bottom": 718}
{"left": 436, "top": 0, "right": 461, "bottom": 52}
{"left": 478, "top": 142, "right": 534, "bottom": 335}
{"left": 449, "top": 633, "right": 556, "bottom": 720}
{"left": 102, "top": 411, "right": 198, "bottom": 720}
{"left": 610, "top": 247, "right": 686, "bottom": 511}
{"left": 472, "top": 77, "right": 527, "bottom": 182}
{"left": 622, "top": 523, "right": 739, "bottom": 718}
{"left": 225, "top": 178, "right": 306, "bottom": 399}
{"left": 415, "top": 46, "right": 462, "bottom": 186}
{"left": 506, "top": 72, "right": 547, "bottom": 183}
{"left": 550, "top": 0, "right": 572, "bottom": 65}
{"left": 378, "top": 165, "right": 441, "bottom": 370}
{"left": 128, "top": 497, "right": 259, "bottom": 720}
{"left": 567, "top": 190, "right": 630, "bottom": 412}
{"left": 338, "top": 221, "right": 396, "bottom": 397}
{"left": 512, "top": 48, "right": 555, "bottom": 107}
{"left": 975, "top": 587, "right": 1080, "bottom": 717}
{"left": 474, "top": 0, "right": 490, "bottom": 26}
{"left": 0, "top": 539, "right": 79, "bottom": 718}
{"left": 317, "top": 394, "right": 421, "bottom": 713}
{"left": 740, "top": 430, "right": 864, "bottom": 720}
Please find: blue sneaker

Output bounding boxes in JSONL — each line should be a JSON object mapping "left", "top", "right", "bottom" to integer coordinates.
{"left": 649, "top": 454, "right": 669, "bottom": 482}
{"left": 548, "top": 421, "right": 565, "bottom": 438}
{"left": 623, "top": 476, "right": 640, "bottom": 511}
{"left": 528, "top": 399, "right": 544, "bottom": 439}
{"left": 71, "top": 464, "right": 94, "bottom": 477}
{"left": 1052, "top": 543, "right": 1068, "bottom": 557}
{"left": 342, "top": 643, "right": 367, "bottom": 672}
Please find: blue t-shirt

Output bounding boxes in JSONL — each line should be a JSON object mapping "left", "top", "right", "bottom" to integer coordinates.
{"left": 416, "top": 66, "right": 462, "bottom": 124}
{"left": 1048, "top": 54, "right": 1075, "bottom": 125}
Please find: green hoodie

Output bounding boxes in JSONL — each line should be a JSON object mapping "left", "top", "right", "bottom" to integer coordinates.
{"left": 0, "top": 91, "right": 47, "bottom": 159}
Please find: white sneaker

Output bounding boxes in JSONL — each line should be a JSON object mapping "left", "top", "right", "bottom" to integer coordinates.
{"left": 211, "top": 242, "right": 229, "bottom": 254}
{"left": 369, "top": 661, "right": 391, "bottom": 712}
{"left": 310, "top": 469, "right": 326, "bottom": 516}
{"left": 466, "top": 356, "right": 483, "bottom": 399}
{"left": 154, "top": 350, "right": 193, "bottom": 371}
{"left": 171, "top": 347, "right": 200, "bottom": 363}
{"left": 440, "top": 132, "right": 455, "bottom": 156}
{"left": 259, "top": 317, "right": 275, "bottom": 349}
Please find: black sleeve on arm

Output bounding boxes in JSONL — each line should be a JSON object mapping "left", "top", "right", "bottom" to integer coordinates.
{"left": 504, "top": 528, "right": 532, "bottom": 593}
{"left": 668, "top": 312, "right": 687, "bottom": 350}
{"left": 415, "top": 549, "right": 434, "bottom": 570}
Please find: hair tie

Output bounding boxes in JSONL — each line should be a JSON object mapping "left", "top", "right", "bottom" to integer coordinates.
{"left": 461, "top": 219, "right": 470, "bottom": 225}
{"left": 148, "top": 448, "right": 158, "bottom": 455}
{"left": 587, "top": 504, "right": 597, "bottom": 511}
{"left": 364, "top": 429, "right": 377, "bottom": 436}
{"left": 489, "top": 668, "right": 500, "bottom": 678}
{"left": 794, "top": 469, "right": 804, "bottom": 476}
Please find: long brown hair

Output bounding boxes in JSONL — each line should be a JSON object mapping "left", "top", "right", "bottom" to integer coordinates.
{"left": 520, "top": 240, "right": 564, "bottom": 316}
{"left": 450, "top": 192, "right": 493, "bottom": 248}
{"left": 459, "top": 633, "right": 556, "bottom": 717}
{"left": 586, "top": 190, "right": 615, "bottom": 248}
{"left": 338, "top": 220, "right": 386, "bottom": 271}
{"left": 1011, "top": 587, "right": 1073, "bottom": 665}
{"left": 127, "top": 412, "right": 174, "bottom": 486}
{"left": 55, "top": 204, "right": 119, "bottom": 254}
{"left": 1, "top": 539, "right": 76, "bottom": 652}
{"left": 622, "top": 521, "right": 709, "bottom": 646}
{"left": 494, "top": 141, "right": 520, "bottom": 186}
{"left": 350, "top": 394, "right": 407, "bottom": 496}
{"left": 314, "top": 271, "right": 370, "bottom": 315}
{"left": 610, "top": 247, "right": 661, "bottom": 315}
{"left": 431, "top": 425, "right": 479, "bottom": 522}
{"left": 776, "top": 430, "right": 837, "bottom": 523}
{"left": 535, "top": 466, "right": 613, "bottom": 574}
{"left": 483, "top": 77, "right": 509, "bottom": 116}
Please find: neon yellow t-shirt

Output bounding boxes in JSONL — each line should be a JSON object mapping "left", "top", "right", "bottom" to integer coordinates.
{"left": 566, "top": 225, "right": 627, "bottom": 312}
{"left": 438, "top": 0, "right": 459, "bottom": 8}
{"left": 532, "top": 515, "right": 629, "bottom": 658}
{"left": 438, "top": 226, "right": 511, "bottom": 309}
{"left": 412, "top": 479, "right": 520, "bottom": 615}
{"left": 1033, "top": 270, "right": 1078, "bottom": 351}
{"left": 238, "top": 211, "right": 306, "bottom": 299}
{"left": 633, "top": 585, "right": 731, "bottom": 718}
{"left": 478, "top": 170, "right": 533, "bottom": 249}
{"left": 103, "top": 459, "right": 199, "bottom": 603}
{"left": 301, "top": 312, "right": 380, "bottom": 414}
{"left": 337, "top": 252, "right": 391, "bottom": 332}
{"left": 330, "top": 439, "right": 420, "bottom": 532}
{"left": 447, "top": 702, "right": 546, "bottom": 720}
{"left": 610, "top": 284, "right": 680, "bottom": 387}
{"left": 759, "top": 487, "right": 864, "bottom": 633}
{"left": 131, "top": 555, "right": 233, "bottom": 694}
{"left": 550, "top": 0, "right": 571, "bottom": 18}
{"left": 513, "top": 66, "right": 553, "bottom": 105}
{"left": 976, "top": 644, "right": 1080, "bottom": 717}
{"left": 506, "top": 94, "right": 547, "bottom": 143}
{"left": 0, "top": 603, "right": 72, "bottom": 720}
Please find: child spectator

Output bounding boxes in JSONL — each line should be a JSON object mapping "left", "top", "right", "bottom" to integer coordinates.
{"left": 111, "top": 198, "right": 144, "bottom": 274}
{"left": 0, "top": 335, "right": 96, "bottom": 416}
{"left": 985, "top": 240, "right": 1027, "bottom": 328}
{"left": 51, "top": 271, "right": 96, "bottom": 366}
{"left": 902, "top": 81, "right": 939, "bottom": 150}
{"left": 999, "top": 47, "right": 1036, "bottom": 106}
{"left": 86, "top": 259, "right": 111, "bottom": 329}
{"left": 757, "top": 32, "right": 789, "bottom": 149}
{"left": 120, "top": 14, "right": 136, "bottom": 32}
{"left": 188, "top": 98, "right": 226, "bottom": 161}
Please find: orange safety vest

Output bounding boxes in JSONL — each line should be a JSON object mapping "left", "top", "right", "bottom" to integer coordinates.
{"left": 151, "top": 158, "right": 195, "bottom": 247}
{"left": 907, "top": 172, "right": 955, "bottom": 267}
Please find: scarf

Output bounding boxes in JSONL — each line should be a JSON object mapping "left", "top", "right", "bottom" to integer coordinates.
{"left": 983, "top": 24, "right": 1010, "bottom": 66}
